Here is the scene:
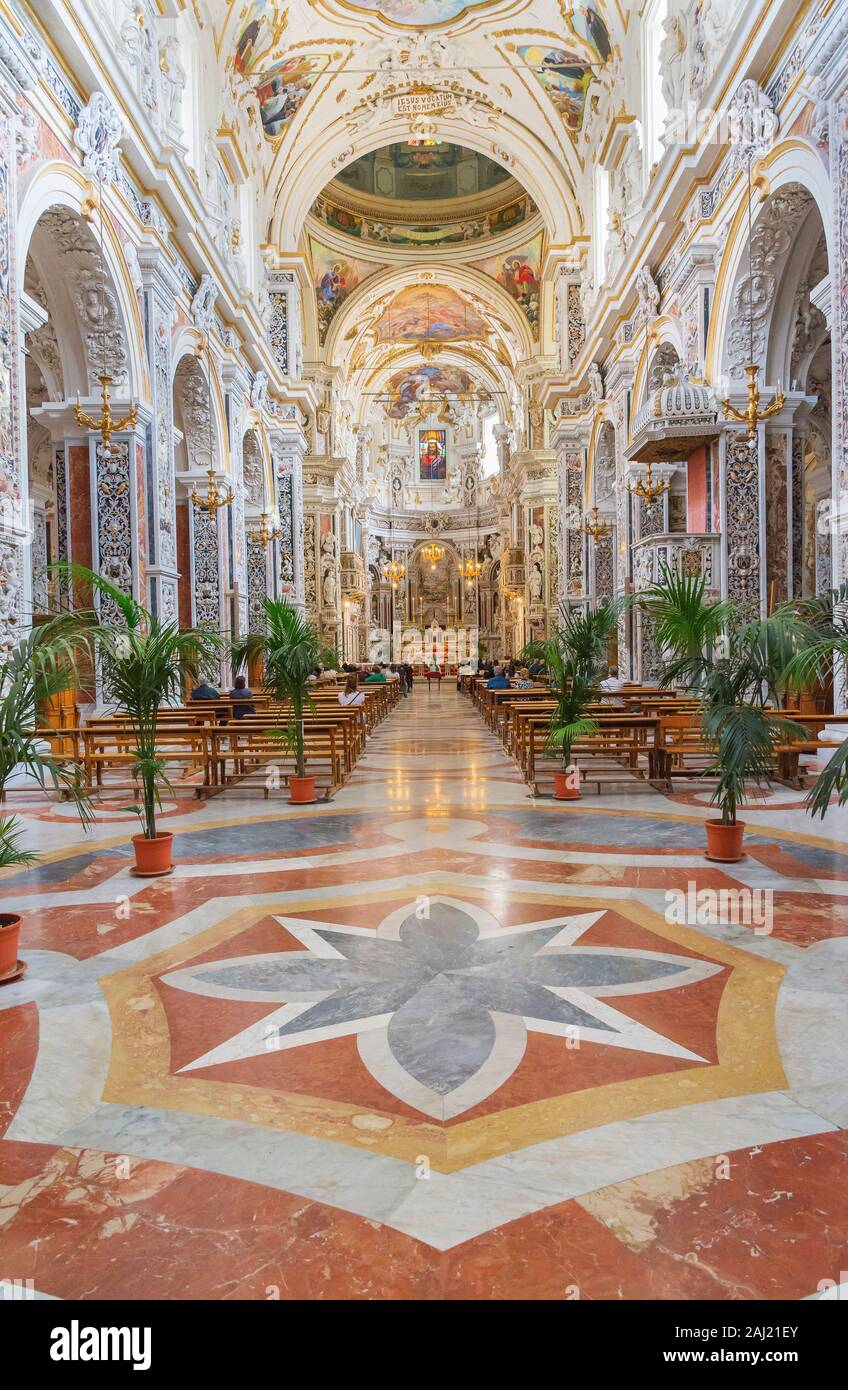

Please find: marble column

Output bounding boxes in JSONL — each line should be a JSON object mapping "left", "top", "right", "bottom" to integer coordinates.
{"left": 269, "top": 417, "right": 306, "bottom": 612}
{"left": 221, "top": 362, "right": 250, "bottom": 638}
{"left": 0, "top": 25, "right": 41, "bottom": 651}
{"left": 720, "top": 426, "right": 763, "bottom": 620}
{"left": 551, "top": 422, "right": 587, "bottom": 610}
{"left": 137, "top": 247, "right": 180, "bottom": 625}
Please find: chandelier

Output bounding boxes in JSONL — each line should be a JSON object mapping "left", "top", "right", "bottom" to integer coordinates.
{"left": 383, "top": 556, "right": 406, "bottom": 588}
{"left": 718, "top": 151, "right": 783, "bottom": 438}
{"left": 249, "top": 511, "right": 281, "bottom": 545}
{"left": 74, "top": 174, "right": 137, "bottom": 457}
{"left": 422, "top": 541, "right": 444, "bottom": 570}
{"left": 459, "top": 552, "right": 483, "bottom": 584}
{"left": 583, "top": 506, "right": 611, "bottom": 542}
{"left": 627, "top": 458, "right": 669, "bottom": 505}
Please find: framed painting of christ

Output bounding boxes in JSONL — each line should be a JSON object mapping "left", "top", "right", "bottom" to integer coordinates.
{"left": 419, "top": 429, "right": 446, "bottom": 481}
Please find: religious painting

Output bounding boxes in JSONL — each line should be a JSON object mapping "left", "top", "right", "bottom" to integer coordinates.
{"left": 519, "top": 46, "right": 593, "bottom": 133}
{"left": 310, "top": 239, "right": 381, "bottom": 343}
{"left": 233, "top": 2, "right": 287, "bottom": 78}
{"left": 330, "top": 0, "right": 496, "bottom": 26}
{"left": 256, "top": 55, "right": 329, "bottom": 139}
{"left": 569, "top": 4, "right": 613, "bottom": 65}
{"left": 384, "top": 364, "right": 473, "bottom": 418}
{"left": 471, "top": 233, "right": 543, "bottom": 337}
{"left": 419, "top": 429, "right": 447, "bottom": 481}
{"left": 376, "top": 285, "right": 485, "bottom": 343}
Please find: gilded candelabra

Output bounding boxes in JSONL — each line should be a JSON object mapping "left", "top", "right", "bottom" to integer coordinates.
{"left": 583, "top": 506, "right": 611, "bottom": 542}
{"left": 719, "top": 363, "right": 784, "bottom": 440}
{"left": 190, "top": 465, "right": 234, "bottom": 517}
{"left": 249, "top": 511, "right": 281, "bottom": 545}
{"left": 75, "top": 375, "right": 137, "bottom": 457}
{"left": 626, "top": 459, "right": 669, "bottom": 505}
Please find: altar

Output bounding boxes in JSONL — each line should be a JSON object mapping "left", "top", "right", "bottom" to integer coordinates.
{"left": 396, "top": 623, "right": 478, "bottom": 666}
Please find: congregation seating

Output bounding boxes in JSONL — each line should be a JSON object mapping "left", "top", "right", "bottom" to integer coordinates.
{"left": 28, "top": 678, "right": 401, "bottom": 804}
{"left": 462, "top": 675, "right": 844, "bottom": 797}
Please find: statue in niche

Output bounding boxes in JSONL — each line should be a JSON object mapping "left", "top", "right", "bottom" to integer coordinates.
{"left": 619, "top": 131, "right": 643, "bottom": 218}
{"left": 659, "top": 14, "right": 687, "bottom": 120}
{"left": 322, "top": 569, "right": 337, "bottom": 610}
{"left": 159, "top": 36, "right": 187, "bottom": 133}
{"left": 529, "top": 563, "right": 543, "bottom": 603}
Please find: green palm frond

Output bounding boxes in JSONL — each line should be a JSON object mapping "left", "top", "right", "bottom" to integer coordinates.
{"left": 232, "top": 599, "right": 320, "bottom": 778}
{"left": 0, "top": 816, "right": 39, "bottom": 870}
{"left": 806, "top": 736, "right": 848, "bottom": 819}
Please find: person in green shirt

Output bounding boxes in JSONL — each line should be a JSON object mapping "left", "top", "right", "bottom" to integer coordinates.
{"left": 364, "top": 664, "right": 387, "bottom": 683}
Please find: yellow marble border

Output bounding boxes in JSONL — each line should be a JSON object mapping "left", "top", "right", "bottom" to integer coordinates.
{"left": 100, "top": 880, "right": 785, "bottom": 1174}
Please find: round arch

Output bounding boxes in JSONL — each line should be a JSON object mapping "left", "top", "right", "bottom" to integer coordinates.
{"left": 17, "top": 162, "right": 148, "bottom": 402}
{"left": 170, "top": 343, "right": 230, "bottom": 476}
{"left": 706, "top": 139, "right": 833, "bottom": 385}
{"left": 631, "top": 319, "right": 685, "bottom": 417}
{"left": 270, "top": 112, "right": 581, "bottom": 254}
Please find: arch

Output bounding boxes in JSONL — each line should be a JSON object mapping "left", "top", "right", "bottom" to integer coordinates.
{"left": 631, "top": 318, "right": 685, "bottom": 416}
{"left": 17, "top": 162, "right": 148, "bottom": 402}
{"left": 171, "top": 348, "right": 230, "bottom": 476}
{"left": 270, "top": 112, "right": 580, "bottom": 255}
{"left": 707, "top": 139, "right": 833, "bottom": 386}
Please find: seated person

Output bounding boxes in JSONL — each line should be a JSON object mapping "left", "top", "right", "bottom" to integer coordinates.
{"left": 510, "top": 666, "right": 535, "bottom": 689}
{"left": 385, "top": 664, "right": 401, "bottom": 683}
{"left": 528, "top": 660, "right": 545, "bottom": 677}
{"left": 600, "top": 665, "right": 626, "bottom": 706}
{"left": 190, "top": 679, "right": 220, "bottom": 700}
{"left": 364, "top": 664, "right": 387, "bottom": 684}
{"left": 227, "top": 674, "right": 255, "bottom": 719}
{"left": 338, "top": 674, "right": 365, "bottom": 707}
{"left": 306, "top": 666, "right": 322, "bottom": 684}
{"left": 486, "top": 665, "right": 510, "bottom": 690}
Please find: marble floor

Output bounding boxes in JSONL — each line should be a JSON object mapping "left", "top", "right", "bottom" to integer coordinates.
{"left": 1, "top": 685, "right": 847, "bottom": 1300}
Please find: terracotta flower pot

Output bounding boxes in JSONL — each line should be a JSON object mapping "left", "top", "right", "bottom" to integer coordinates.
{"left": 705, "top": 818, "right": 746, "bottom": 863}
{"left": 289, "top": 774, "right": 317, "bottom": 804}
{"left": 0, "top": 913, "right": 22, "bottom": 978}
{"left": 132, "top": 832, "right": 174, "bottom": 876}
{"left": 554, "top": 768, "right": 581, "bottom": 801}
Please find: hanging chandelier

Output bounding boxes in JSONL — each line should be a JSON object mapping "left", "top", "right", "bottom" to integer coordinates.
{"left": 718, "top": 151, "right": 784, "bottom": 438}
{"left": 74, "top": 174, "right": 137, "bottom": 457}
{"left": 422, "top": 541, "right": 444, "bottom": 570}
{"left": 383, "top": 556, "right": 406, "bottom": 588}
{"left": 249, "top": 511, "right": 281, "bottom": 545}
{"left": 459, "top": 552, "right": 483, "bottom": 583}
{"left": 627, "top": 458, "right": 669, "bottom": 505}
{"left": 583, "top": 506, "right": 611, "bottom": 542}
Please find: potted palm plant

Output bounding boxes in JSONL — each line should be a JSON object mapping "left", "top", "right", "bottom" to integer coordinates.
{"left": 782, "top": 581, "right": 848, "bottom": 818}
{"left": 232, "top": 598, "right": 321, "bottom": 804}
{"left": 537, "top": 601, "right": 620, "bottom": 800}
{"left": 52, "top": 564, "right": 223, "bottom": 875}
{"left": 547, "top": 658, "right": 598, "bottom": 800}
{"left": 637, "top": 566, "right": 808, "bottom": 860}
{"left": 0, "top": 618, "right": 93, "bottom": 978}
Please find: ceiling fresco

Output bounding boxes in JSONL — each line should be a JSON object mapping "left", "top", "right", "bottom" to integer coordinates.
{"left": 309, "top": 190, "right": 536, "bottom": 247}
{"left": 255, "top": 55, "right": 329, "bottom": 139}
{"left": 310, "top": 238, "right": 384, "bottom": 343}
{"left": 375, "top": 285, "right": 486, "bottom": 343}
{"left": 470, "top": 232, "right": 543, "bottom": 338}
{"left": 382, "top": 363, "right": 475, "bottom": 417}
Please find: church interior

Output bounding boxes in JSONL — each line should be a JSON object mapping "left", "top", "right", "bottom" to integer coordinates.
{"left": 0, "top": 0, "right": 847, "bottom": 1315}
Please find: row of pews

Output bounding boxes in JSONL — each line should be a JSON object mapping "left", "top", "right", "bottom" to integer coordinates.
{"left": 29, "top": 681, "right": 402, "bottom": 804}
{"left": 464, "top": 678, "right": 847, "bottom": 795}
